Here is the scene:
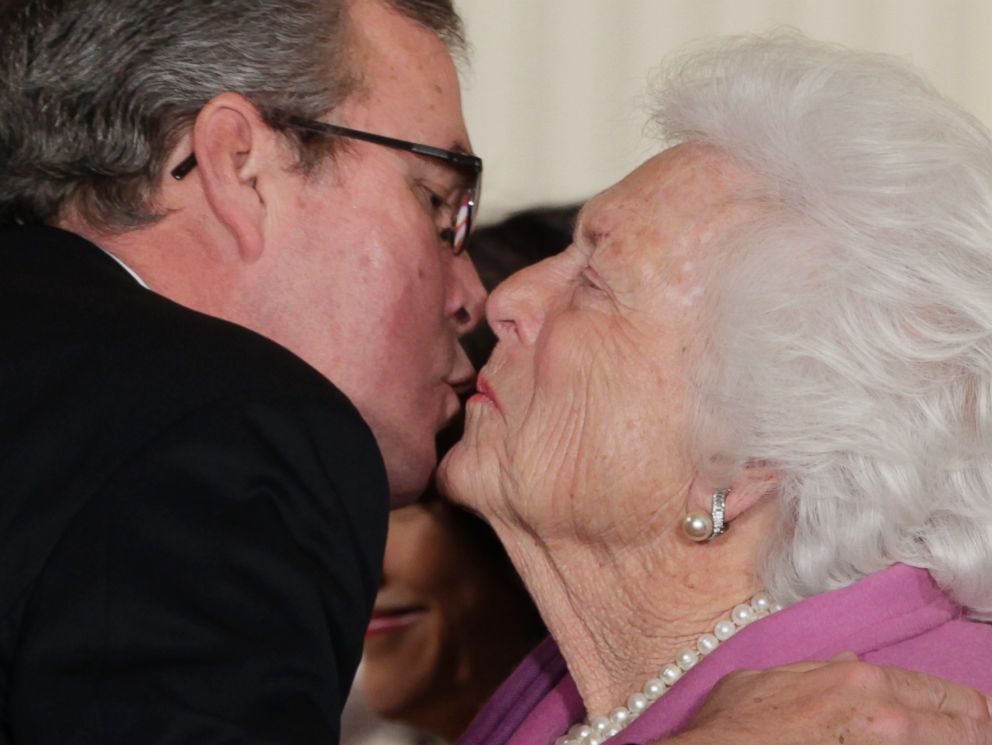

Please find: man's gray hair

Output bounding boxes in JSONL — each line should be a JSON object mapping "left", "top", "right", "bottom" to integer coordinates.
{"left": 653, "top": 31, "right": 992, "bottom": 619}
{"left": 0, "top": 0, "right": 464, "bottom": 229}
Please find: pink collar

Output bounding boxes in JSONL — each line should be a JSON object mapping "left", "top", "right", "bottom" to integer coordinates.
{"left": 461, "top": 565, "right": 959, "bottom": 745}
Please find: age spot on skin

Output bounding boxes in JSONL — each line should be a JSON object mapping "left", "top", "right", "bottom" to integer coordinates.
{"left": 683, "top": 286, "right": 703, "bottom": 306}
{"left": 663, "top": 285, "right": 703, "bottom": 307}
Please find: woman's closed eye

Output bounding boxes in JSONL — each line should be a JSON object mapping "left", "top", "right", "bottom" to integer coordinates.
{"left": 571, "top": 265, "right": 617, "bottom": 310}
{"left": 578, "top": 267, "right": 606, "bottom": 293}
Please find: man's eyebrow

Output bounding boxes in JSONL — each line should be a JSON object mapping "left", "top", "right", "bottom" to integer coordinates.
{"left": 420, "top": 156, "right": 471, "bottom": 189}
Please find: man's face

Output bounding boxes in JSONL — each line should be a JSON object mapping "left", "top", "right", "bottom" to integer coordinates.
{"left": 254, "top": 0, "right": 485, "bottom": 506}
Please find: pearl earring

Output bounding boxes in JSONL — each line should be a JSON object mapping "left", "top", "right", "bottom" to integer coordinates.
{"left": 682, "top": 488, "right": 731, "bottom": 542}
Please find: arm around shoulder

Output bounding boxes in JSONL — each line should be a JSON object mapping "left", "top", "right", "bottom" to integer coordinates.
{"left": 644, "top": 659, "right": 992, "bottom": 745}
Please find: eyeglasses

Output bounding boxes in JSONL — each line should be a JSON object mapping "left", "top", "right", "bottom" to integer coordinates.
{"left": 171, "top": 115, "right": 483, "bottom": 255}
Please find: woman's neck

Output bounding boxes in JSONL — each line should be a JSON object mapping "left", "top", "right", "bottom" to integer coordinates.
{"left": 493, "top": 515, "right": 764, "bottom": 718}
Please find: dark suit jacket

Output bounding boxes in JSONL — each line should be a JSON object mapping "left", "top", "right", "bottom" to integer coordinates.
{"left": 0, "top": 225, "right": 389, "bottom": 743}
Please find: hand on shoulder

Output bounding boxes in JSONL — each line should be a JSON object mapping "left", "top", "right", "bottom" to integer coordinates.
{"left": 658, "top": 655, "right": 992, "bottom": 745}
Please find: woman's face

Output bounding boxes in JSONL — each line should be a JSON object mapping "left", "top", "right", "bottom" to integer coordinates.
{"left": 440, "top": 145, "right": 751, "bottom": 544}
{"left": 361, "top": 497, "right": 542, "bottom": 737}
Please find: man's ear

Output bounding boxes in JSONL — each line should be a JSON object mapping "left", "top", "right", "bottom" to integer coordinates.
{"left": 187, "top": 92, "right": 277, "bottom": 263}
{"left": 687, "top": 462, "right": 779, "bottom": 523}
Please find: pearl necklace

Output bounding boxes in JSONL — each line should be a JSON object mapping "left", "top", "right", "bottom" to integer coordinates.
{"left": 554, "top": 592, "right": 782, "bottom": 745}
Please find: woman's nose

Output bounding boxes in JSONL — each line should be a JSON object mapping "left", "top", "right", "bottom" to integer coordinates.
{"left": 485, "top": 258, "right": 554, "bottom": 345}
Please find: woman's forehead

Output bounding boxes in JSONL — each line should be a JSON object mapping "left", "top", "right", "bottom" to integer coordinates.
{"left": 576, "top": 145, "right": 752, "bottom": 266}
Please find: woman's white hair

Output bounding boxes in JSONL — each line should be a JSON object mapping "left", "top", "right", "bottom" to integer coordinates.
{"left": 653, "top": 31, "right": 992, "bottom": 619}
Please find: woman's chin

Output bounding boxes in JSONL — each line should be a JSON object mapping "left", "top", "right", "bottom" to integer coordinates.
{"left": 436, "top": 441, "right": 473, "bottom": 505}
{"left": 438, "top": 429, "right": 507, "bottom": 523}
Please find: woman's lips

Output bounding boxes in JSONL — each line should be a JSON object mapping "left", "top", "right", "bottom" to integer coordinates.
{"left": 365, "top": 606, "right": 428, "bottom": 638}
{"left": 469, "top": 374, "right": 502, "bottom": 412}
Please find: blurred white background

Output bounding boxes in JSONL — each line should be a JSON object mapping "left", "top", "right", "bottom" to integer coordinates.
{"left": 455, "top": 0, "right": 992, "bottom": 222}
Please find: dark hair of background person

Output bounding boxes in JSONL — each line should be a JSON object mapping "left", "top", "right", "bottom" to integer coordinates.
{"left": 0, "top": 0, "right": 462, "bottom": 230}
{"left": 459, "top": 204, "right": 580, "bottom": 371}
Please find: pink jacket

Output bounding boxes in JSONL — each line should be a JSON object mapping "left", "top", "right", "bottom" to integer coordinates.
{"left": 459, "top": 564, "right": 992, "bottom": 745}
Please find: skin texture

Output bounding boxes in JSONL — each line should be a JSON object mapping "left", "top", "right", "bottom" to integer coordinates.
{"left": 362, "top": 496, "right": 544, "bottom": 741}
{"left": 441, "top": 143, "right": 778, "bottom": 715}
{"left": 65, "top": 0, "right": 487, "bottom": 506}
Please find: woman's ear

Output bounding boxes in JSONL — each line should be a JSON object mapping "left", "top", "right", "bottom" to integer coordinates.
{"left": 185, "top": 92, "right": 276, "bottom": 263}
{"left": 687, "top": 463, "right": 779, "bottom": 523}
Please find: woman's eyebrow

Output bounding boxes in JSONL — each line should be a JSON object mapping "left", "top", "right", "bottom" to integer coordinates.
{"left": 574, "top": 207, "right": 612, "bottom": 253}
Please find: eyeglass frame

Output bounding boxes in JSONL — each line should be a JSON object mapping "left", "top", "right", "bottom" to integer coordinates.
{"left": 170, "top": 115, "right": 482, "bottom": 255}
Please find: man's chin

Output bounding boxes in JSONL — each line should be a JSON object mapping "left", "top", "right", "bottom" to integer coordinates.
{"left": 386, "top": 461, "right": 434, "bottom": 507}
{"left": 387, "top": 487, "right": 425, "bottom": 510}
{"left": 368, "top": 422, "right": 439, "bottom": 509}
{"left": 382, "top": 400, "right": 470, "bottom": 508}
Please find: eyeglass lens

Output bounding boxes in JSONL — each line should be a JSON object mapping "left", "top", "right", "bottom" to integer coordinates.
{"left": 439, "top": 191, "right": 474, "bottom": 255}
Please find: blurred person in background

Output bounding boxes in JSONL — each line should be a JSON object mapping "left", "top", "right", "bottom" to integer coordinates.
{"left": 362, "top": 487, "right": 546, "bottom": 742}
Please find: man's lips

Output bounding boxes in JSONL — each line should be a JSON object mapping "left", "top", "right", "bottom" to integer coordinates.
{"left": 442, "top": 374, "right": 475, "bottom": 422}
{"left": 366, "top": 606, "right": 428, "bottom": 638}
{"left": 446, "top": 374, "right": 476, "bottom": 396}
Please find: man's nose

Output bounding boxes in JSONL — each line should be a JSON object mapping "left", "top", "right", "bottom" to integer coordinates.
{"left": 449, "top": 253, "right": 487, "bottom": 335}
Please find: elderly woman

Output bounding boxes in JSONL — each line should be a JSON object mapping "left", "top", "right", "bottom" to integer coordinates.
{"left": 439, "top": 33, "right": 992, "bottom": 745}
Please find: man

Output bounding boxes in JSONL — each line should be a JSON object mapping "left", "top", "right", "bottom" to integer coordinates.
{"left": 0, "top": 0, "right": 988, "bottom": 743}
{"left": 1, "top": 0, "right": 482, "bottom": 742}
